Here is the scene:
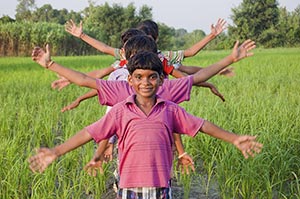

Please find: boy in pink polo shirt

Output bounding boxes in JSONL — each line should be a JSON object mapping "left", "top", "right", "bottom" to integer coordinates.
{"left": 29, "top": 51, "right": 263, "bottom": 198}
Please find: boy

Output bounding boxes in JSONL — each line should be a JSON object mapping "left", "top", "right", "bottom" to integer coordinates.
{"left": 29, "top": 51, "right": 263, "bottom": 198}
{"left": 30, "top": 35, "right": 255, "bottom": 171}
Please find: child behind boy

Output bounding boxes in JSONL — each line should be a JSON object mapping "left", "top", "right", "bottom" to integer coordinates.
{"left": 52, "top": 18, "right": 229, "bottom": 91}
{"left": 29, "top": 51, "right": 263, "bottom": 199}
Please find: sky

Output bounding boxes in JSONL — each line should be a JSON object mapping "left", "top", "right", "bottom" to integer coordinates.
{"left": 1, "top": 0, "right": 299, "bottom": 34}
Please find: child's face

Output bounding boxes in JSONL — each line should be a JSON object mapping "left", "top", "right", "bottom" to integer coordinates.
{"left": 128, "top": 69, "right": 163, "bottom": 98}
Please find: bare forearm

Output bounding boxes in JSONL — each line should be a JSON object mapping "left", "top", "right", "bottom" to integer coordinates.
{"left": 174, "top": 133, "right": 185, "bottom": 155}
{"left": 93, "top": 139, "right": 109, "bottom": 161}
{"left": 86, "top": 67, "right": 114, "bottom": 79}
{"left": 76, "top": 89, "right": 98, "bottom": 103}
{"left": 179, "top": 65, "right": 203, "bottom": 75}
{"left": 171, "top": 69, "right": 186, "bottom": 78}
{"left": 48, "top": 62, "right": 97, "bottom": 89}
{"left": 192, "top": 55, "right": 233, "bottom": 84}
{"left": 81, "top": 34, "right": 115, "bottom": 56}
{"left": 194, "top": 81, "right": 211, "bottom": 88}
{"left": 53, "top": 129, "right": 93, "bottom": 157}
{"left": 184, "top": 33, "right": 215, "bottom": 58}
{"left": 200, "top": 121, "right": 238, "bottom": 144}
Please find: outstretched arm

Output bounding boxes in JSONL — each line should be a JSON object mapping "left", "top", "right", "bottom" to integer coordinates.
{"left": 200, "top": 121, "right": 263, "bottom": 159}
{"left": 28, "top": 129, "right": 93, "bottom": 173}
{"left": 192, "top": 39, "right": 255, "bottom": 84}
{"left": 52, "top": 66, "right": 116, "bottom": 91}
{"left": 32, "top": 44, "right": 97, "bottom": 89}
{"left": 184, "top": 18, "right": 227, "bottom": 58}
{"left": 65, "top": 19, "right": 116, "bottom": 56}
{"left": 197, "top": 82, "right": 225, "bottom": 102}
{"left": 61, "top": 89, "right": 98, "bottom": 112}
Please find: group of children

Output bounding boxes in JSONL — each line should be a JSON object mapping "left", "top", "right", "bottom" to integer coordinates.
{"left": 28, "top": 18, "right": 263, "bottom": 199}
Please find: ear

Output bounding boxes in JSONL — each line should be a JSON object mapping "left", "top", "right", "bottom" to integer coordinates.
{"left": 120, "top": 48, "right": 126, "bottom": 60}
{"left": 158, "top": 74, "right": 164, "bottom": 86}
{"left": 127, "top": 74, "right": 133, "bottom": 86}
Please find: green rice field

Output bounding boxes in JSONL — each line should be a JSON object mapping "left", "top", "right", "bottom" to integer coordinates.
{"left": 0, "top": 48, "right": 299, "bottom": 198}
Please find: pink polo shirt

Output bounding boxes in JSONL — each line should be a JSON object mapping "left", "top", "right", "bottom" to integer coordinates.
{"left": 96, "top": 75, "right": 193, "bottom": 106}
{"left": 85, "top": 95, "right": 204, "bottom": 188}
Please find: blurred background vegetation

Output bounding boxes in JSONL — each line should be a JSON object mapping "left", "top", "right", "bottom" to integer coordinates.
{"left": 0, "top": 0, "right": 299, "bottom": 56}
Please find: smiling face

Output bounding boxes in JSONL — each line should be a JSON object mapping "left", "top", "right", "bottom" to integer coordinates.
{"left": 128, "top": 69, "right": 163, "bottom": 99}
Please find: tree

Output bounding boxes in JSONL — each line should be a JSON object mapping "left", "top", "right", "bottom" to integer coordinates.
{"left": 84, "top": 2, "right": 153, "bottom": 48}
{"left": 15, "top": 0, "right": 36, "bottom": 21}
{"left": 31, "top": 5, "right": 82, "bottom": 25}
{"left": 0, "top": 15, "right": 15, "bottom": 24}
{"left": 228, "top": 0, "right": 280, "bottom": 45}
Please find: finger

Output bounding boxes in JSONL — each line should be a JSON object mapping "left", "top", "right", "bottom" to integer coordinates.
{"left": 220, "top": 95, "right": 225, "bottom": 102}
{"left": 185, "top": 166, "right": 190, "bottom": 175}
{"left": 234, "top": 40, "right": 239, "bottom": 49}
{"left": 242, "top": 151, "right": 249, "bottom": 159}
{"left": 246, "top": 148, "right": 255, "bottom": 158}
{"left": 190, "top": 163, "right": 195, "bottom": 172}
{"left": 244, "top": 40, "right": 256, "bottom": 48}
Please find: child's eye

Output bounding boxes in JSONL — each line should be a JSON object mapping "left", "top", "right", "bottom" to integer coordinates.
{"left": 135, "top": 75, "right": 142, "bottom": 80}
{"left": 150, "top": 75, "right": 158, "bottom": 80}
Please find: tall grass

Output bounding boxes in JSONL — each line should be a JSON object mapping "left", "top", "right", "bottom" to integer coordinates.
{"left": 1, "top": 48, "right": 299, "bottom": 198}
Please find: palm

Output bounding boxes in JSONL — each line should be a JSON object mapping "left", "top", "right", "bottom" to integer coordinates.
{"left": 28, "top": 148, "right": 57, "bottom": 173}
{"left": 65, "top": 19, "right": 83, "bottom": 37}
{"left": 210, "top": 18, "right": 226, "bottom": 37}
{"left": 231, "top": 39, "right": 256, "bottom": 62}
{"left": 84, "top": 159, "right": 104, "bottom": 176}
{"left": 31, "top": 45, "right": 51, "bottom": 68}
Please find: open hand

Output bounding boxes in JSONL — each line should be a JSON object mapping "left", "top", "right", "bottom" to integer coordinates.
{"left": 32, "top": 44, "right": 51, "bottom": 68}
{"left": 177, "top": 153, "right": 195, "bottom": 175}
{"left": 51, "top": 75, "right": 71, "bottom": 90}
{"left": 231, "top": 39, "right": 256, "bottom": 63}
{"left": 233, "top": 135, "right": 263, "bottom": 159}
{"left": 28, "top": 148, "right": 57, "bottom": 173}
{"left": 65, "top": 19, "right": 83, "bottom": 38}
{"left": 210, "top": 18, "right": 227, "bottom": 37}
{"left": 84, "top": 156, "right": 105, "bottom": 177}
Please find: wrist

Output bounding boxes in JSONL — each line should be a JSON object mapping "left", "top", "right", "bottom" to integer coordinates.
{"left": 51, "top": 147, "right": 61, "bottom": 158}
{"left": 46, "top": 60, "right": 55, "bottom": 69}
{"left": 79, "top": 32, "right": 86, "bottom": 39}
{"left": 178, "top": 152, "right": 187, "bottom": 159}
{"left": 208, "top": 33, "right": 216, "bottom": 39}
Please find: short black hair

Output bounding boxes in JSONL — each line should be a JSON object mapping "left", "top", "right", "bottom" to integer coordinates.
{"left": 120, "top": 28, "right": 146, "bottom": 46}
{"left": 124, "top": 35, "right": 157, "bottom": 60}
{"left": 137, "top": 25, "right": 158, "bottom": 41}
{"left": 137, "top": 19, "right": 159, "bottom": 40}
{"left": 127, "top": 51, "right": 163, "bottom": 75}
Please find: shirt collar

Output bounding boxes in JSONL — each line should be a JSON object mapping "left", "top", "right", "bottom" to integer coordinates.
{"left": 125, "top": 94, "right": 166, "bottom": 106}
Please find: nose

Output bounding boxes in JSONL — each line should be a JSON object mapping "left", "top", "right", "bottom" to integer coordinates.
{"left": 141, "top": 77, "right": 151, "bottom": 85}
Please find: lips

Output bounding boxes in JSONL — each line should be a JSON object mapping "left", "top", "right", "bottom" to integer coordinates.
{"left": 139, "top": 87, "right": 153, "bottom": 92}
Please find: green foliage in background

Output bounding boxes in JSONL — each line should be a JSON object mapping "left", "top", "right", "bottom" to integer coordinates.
{"left": 1, "top": 0, "right": 300, "bottom": 56}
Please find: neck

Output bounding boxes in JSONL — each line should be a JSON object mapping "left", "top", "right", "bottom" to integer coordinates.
{"left": 135, "top": 95, "right": 156, "bottom": 115}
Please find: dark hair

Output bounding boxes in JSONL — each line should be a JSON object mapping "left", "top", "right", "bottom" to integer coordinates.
{"left": 127, "top": 51, "right": 163, "bottom": 75}
{"left": 137, "top": 19, "right": 159, "bottom": 40}
{"left": 120, "top": 28, "right": 146, "bottom": 46}
{"left": 137, "top": 25, "right": 158, "bottom": 41}
{"left": 124, "top": 35, "right": 157, "bottom": 60}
